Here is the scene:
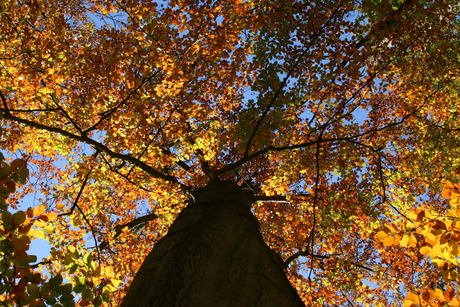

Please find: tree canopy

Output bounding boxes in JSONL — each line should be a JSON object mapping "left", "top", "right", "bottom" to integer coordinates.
{"left": 1, "top": 0, "right": 460, "bottom": 306}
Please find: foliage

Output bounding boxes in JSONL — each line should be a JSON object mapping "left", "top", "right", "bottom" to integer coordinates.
{"left": 0, "top": 122, "right": 121, "bottom": 306}
{"left": 377, "top": 180, "right": 460, "bottom": 307}
{"left": 0, "top": 0, "right": 460, "bottom": 305}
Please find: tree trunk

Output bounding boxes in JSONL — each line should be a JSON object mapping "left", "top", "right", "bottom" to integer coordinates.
{"left": 120, "top": 181, "right": 304, "bottom": 307}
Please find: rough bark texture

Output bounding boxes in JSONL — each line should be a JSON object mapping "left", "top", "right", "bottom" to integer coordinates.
{"left": 120, "top": 181, "right": 304, "bottom": 307}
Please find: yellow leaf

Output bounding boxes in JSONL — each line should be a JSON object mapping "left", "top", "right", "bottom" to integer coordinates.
{"left": 34, "top": 228, "right": 45, "bottom": 239}
{"left": 43, "top": 225, "right": 54, "bottom": 234}
{"left": 403, "top": 301, "right": 415, "bottom": 307}
{"left": 432, "top": 288, "right": 445, "bottom": 302}
{"left": 33, "top": 204, "right": 47, "bottom": 217}
{"left": 110, "top": 278, "right": 123, "bottom": 288}
{"left": 399, "top": 234, "right": 417, "bottom": 247}
{"left": 444, "top": 287, "right": 455, "bottom": 302}
{"left": 407, "top": 234, "right": 417, "bottom": 248}
{"left": 56, "top": 203, "right": 65, "bottom": 210}
{"left": 34, "top": 219, "right": 47, "bottom": 228}
{"left": 407, "top": 211, "right": 418, "bottom": 221}
{"left": 442, "top": 189, "right": 452, "bottom": 199}
{"left": 432, "top": 258, "right": 445, "bottom": 267}
{"left": 443, "top": 181, "right": 455, "bottom": 189}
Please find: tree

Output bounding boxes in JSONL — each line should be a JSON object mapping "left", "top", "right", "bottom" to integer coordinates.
{"left": 0, "top": 0, "right": 460, "bottom": 305}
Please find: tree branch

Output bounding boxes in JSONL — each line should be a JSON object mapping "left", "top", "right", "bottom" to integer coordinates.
{"left": 253, "top": 195, "right": 288, "bottom": 203}
{"left": 99, "top": 212, "right": 158, "bottom": 250}
{"left": 284, "top": 250, "right": 375, "bottom": 272}
{"left": 0, "top": 90, "right": 189, "bottom": 190}
{"left": 57, "top": 169, "right": 102, "bottom": 263}
{"left": 243, "top": 1, "right": 345, "bottom": 156}
{"left": 58, "top": 170, "right": 92, "bottom": 217}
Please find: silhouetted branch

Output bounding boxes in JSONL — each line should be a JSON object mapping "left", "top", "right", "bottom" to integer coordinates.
{"left": 99, "top": 153, "right": 153, "bottom": 192}
{"left": 99, "top": 212, "right": 158, "bottom": 250}
{"left": 243, "top": 1, "right": 344, "bottom": 157}
{"left": 57, "top": 169, "right": 101, "bottom": 262}
{"left": 0, "top": 90, "right": 189, "bottom": 190}
{"left": 84, "top": 73, "right": 157, "bottom": 134}
{"left": 45, "top": 84, "right": 84, "bottom": 135}
{"left": 59, "top": 170, "right": 92, "bottom": 217}
{"left": 284, "top": 250, "right": 375, "bottom": 272}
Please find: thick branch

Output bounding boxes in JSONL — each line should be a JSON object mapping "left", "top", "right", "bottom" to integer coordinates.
{"left": 0, "top": 90, "right": 189, "bottom": 190}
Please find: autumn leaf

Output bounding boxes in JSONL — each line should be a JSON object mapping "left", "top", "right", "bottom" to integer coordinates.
{"left": 400, "top": 234, "right": 417, "bottom": 248}
{"left": 1, "top": 0, "right": 460, "bottom": 306}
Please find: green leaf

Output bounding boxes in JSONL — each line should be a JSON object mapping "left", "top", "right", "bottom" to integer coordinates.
{"left": 1, "top": 211, "right": 12, "bottom": 228}
{"left": 83, "top": 253, "right": 92, "bottom": 266}
{"left": 0, "top": 162, "right": 11, "bottom": 178}
{"left": 46, "top": 296, "right": 57, "bottom": 305}
{"left": 11, "top": 167, "right": 29, "bottom": 185}
{"left": 0, "top": 186, "right": 9, "bottom": 198}
{"left": 59, "top": 293, "right": 75, "bottom": 304}
{"left": 55, "top": 284, "right": 72, "bottom": 295}
{"left": 0, "top": 196, "right": 6, "bottom": 210}
{"left": 12, "top": 211, "right": 26, "bottom": 226}
{"left": 73, "top": 284, "right": 86, "bottom": 293}
{"left": 81, "top": 288, "right": 93, "bottom": 300}
{"left": 69, "top": 264, "right": 78, "bottom": 274}
{"left": 49, "top": 274, "right": 63, "bottom": 288}
{"left": 0, "top": 239, "right": 12, "bottom": 253}
{"left": 27, "top": 254, "right": 37, "bottom": 264}
{"left": 27, "top": 283, "right": 40, "bottom": 294}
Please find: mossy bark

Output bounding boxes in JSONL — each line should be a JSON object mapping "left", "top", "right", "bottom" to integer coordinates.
{"left": 120, "top": 181, "right": 304, "bottom": 307}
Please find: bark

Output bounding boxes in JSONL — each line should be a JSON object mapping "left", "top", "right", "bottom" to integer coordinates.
{"left": 120, "top": 180, "right": 304, "bottom": 307}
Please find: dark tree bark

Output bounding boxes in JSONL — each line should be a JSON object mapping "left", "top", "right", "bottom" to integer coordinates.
{"left": 120, "top": 180, "right": 304, "bottom": 307}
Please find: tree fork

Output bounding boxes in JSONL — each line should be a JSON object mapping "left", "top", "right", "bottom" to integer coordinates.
{"left": 120, "top": 180, "right": 304, "bottom": 307}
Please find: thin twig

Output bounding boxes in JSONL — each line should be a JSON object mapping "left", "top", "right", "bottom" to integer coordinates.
{"left": 57, "top": 170, "right": 102, "bottom": 263}
{"left": 243, "top": 1, "right": 345, "bottom": 156}
{"left": 59, "top": 170, "right": 92, "bottom": 217}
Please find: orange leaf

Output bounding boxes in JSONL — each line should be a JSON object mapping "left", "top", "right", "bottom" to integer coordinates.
{"left": 376, "top": 230, "right": 388, "bottom": 239}
{"left": 383, "top": 236, "right": 395, "bottom": 247}
{"left": 420, "top": 246, "right": 431, "bottom": 256}
{"left": 404, "top": 292, "right": 423, "bottom": 307}
{"left": 445, "top": 288, "right": 456, "bottom": 302}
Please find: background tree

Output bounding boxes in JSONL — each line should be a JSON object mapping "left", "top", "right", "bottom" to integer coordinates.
{"left": 1, "top": 0, "right": 460, "bottom": 306}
